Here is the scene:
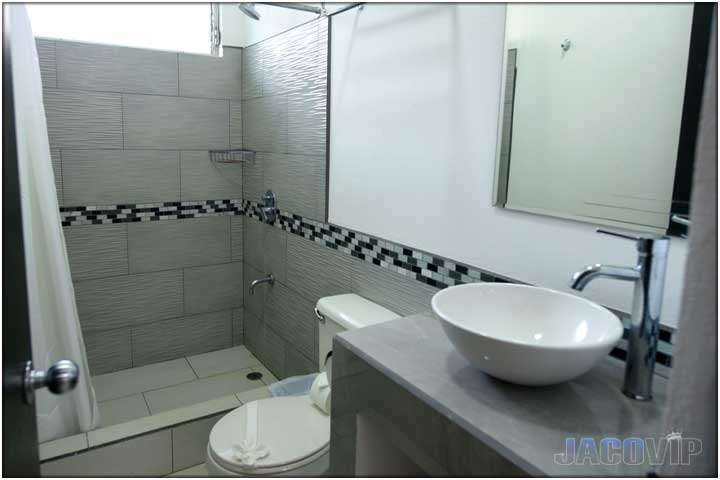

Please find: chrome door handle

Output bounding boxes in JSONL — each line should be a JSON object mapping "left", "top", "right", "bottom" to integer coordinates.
{"left": 23, "top": 359, "right": 79, "bottom": 405}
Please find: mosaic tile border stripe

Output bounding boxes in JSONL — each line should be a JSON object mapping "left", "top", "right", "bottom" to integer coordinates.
{"left": 60, "top": 198, "right": 674, "bottom": 371}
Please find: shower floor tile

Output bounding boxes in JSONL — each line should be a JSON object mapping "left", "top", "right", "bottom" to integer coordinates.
{"left": 93, "top": 358, "right": 196, "bottom": 402}
{"left": 187, "top": 346, "right": 261, "bottom": 378}
{"left": 97, "top": 394, "right": 151, "bottom": 428}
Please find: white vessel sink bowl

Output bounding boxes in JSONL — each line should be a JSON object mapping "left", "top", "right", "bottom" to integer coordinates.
{"left": 432, "top": 283, "right": 623, "bottom": 386}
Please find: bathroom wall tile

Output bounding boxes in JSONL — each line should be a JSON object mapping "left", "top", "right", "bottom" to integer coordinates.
{"left": 231, "top": 216, "right": 243, "bottom": 262}
{"left": 263, "top": 153, "right": 326, "bottom": 220}
{"left": 97, "top": 393, "right": 151, "bottom": 428}
{"left": 258, "top": 324, "right": 286, "bottom": 379}
{"left": 75, "top": 270, "right": 183, "bottom": 332}
{"left": 36, "top": 38, "right": 56, "bottom": 89}
{"left": 123, "top": 94, "right": 229, "bottom": 150}
{"left": 265, "top": 282, "right": 316, "bottom": 362}
{"left": 92, "top": 358, "right": 196, "bottom": 403}
{"left": 83, "top": 327, "right": 132, "bottom": 375}
{"left": 286, "top": 233, "right": 352, "bottom": 305}
{"left": 232, "top": 308, "right": 244, "bottom": 345}
{"left": 44, "top": 89, "right": 122, "bottom": 149}
{"left": 127, "top": 217, "right": 230, "bottom": 273}
{"left": 243, "top": 311, "right": 262, "bottom": 355}
{"left": 41, "top": 429, "right": 172, "bottom": 477}
{"left": 171, "top": 413, "right": 225, "bottom": 471}
{"left": 242, "top": 151, "right": 265, "bottom": 202}
{"left": 285, "top": 344, "right": 317, "bottom": 377}
{"left": 179, "top": 151, "right": 242, "bottom": 201}
{"left": 50, "top": 149, "right": 63, "bottom": 205}
{"left": 241, "top": 43, "right": 263, "bottom": 100}
{"left": 263, "top": 20, "right": 320, "bottom": 96}
{"left": 183, "top": 262, "right": 243, "bottom": 315}
{"left": 242, "top": 263, "right": 266, "bottom": 320}
{"left": 179, "top": 47, "right": 242, "bottom": 100}
{"left": 187, "top": 345, "right": 258, "bottom": 378}
{"left": 56, "top": 40, "right": 178, "bottom": 95}
{"left": 64, "top": 224, "right": 128, "bottom": 281}
{"left": 230, "top": 101, "right": 243, "bottom": 149}
{"left": 242, "top": 94, "right": 287, "bottom": 153}
{"left": 131, "top": 310, "right": 232, "bottom": 367}
{"left": 243, "top": 218, "right": 287, "bottom": 282}
{"left": 351, "top": 260, "right": 439, "bottom": 317}
{"left": 287, "top": 86, "right": 327, "bottom": 157}
{"left": 62, "top": 149, "right": 180, "bottom": 205}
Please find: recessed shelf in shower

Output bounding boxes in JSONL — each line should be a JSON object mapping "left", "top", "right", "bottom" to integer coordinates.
{"left": 208, "top": 149, "right": 256, "bottom": 164}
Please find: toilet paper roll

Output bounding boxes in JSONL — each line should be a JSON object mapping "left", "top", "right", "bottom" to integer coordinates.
{"left": 310, "top": 372, "right": 331, "bottom": 415}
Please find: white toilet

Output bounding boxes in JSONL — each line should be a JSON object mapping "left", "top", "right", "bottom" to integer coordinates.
{"left": 205, "top": 294, "right": 399, "bottom": 476}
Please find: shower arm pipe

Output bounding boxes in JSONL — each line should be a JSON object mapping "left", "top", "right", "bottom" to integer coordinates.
{"left": 256, "top": 2, "right": 324, "bottom": 15}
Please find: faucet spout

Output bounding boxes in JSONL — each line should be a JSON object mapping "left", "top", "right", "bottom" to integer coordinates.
{"left": 249, "top": 273, "right": 274, "bottom": 295}
{"left": 569, "top": 264, "right": 640, "bottom": 291}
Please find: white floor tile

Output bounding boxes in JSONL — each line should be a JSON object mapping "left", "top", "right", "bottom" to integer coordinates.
{"left": 144, "top": 368, "right": 266, "bottom": 415}
{"left": 186, "top": 346, "right": 260, "bottom": 378}
{"left": 93, "top": 358, "right": 197, "bottom": 402}
{"left": 97, "top": 393, "right": 150, "bottom": 427}
{"left": 39, "top": 433, "right": 88, "bottom": 461}
{"left": 235, "top": 385, "right": 272, "bottom": 404}
{"left": 168, "top": 463, "right": 209, "bottom": 477}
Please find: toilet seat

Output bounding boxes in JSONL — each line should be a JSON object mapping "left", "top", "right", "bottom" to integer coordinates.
{"left": 207, "top": 396, "right": 330, "bottom": 476}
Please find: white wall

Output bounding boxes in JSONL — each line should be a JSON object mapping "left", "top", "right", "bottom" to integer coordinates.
{"left": 504, "top": 4, "right": 693, "bottom": 231}
{"left": 329, "top": 3, "right": 688, "bottom": 328}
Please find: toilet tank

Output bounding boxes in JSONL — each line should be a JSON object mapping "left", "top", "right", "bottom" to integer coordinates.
{"left": 316, "top": 294, "right": 399, "bottom": 373}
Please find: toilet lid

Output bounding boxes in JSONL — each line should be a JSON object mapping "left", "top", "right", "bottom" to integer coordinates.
{"left": 209, "top": 396, "right": 330, "bottom": 474}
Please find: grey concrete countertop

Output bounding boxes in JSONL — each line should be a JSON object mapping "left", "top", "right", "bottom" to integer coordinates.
{"left": 335, "top": 313, "right": 668, "bottom": 477}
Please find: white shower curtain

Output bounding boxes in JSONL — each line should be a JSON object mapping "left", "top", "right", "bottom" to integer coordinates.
{"left": 8, "top": 5, "right": 99, "bottom": 442}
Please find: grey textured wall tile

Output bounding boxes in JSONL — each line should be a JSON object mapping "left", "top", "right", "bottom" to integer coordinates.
{"left": 64, "top": 224, "right": 129, "bottom": 281}
{"left": 265, "top": 282, "right": 316, "bottom": 362}
{"left": 128, "top": 217, "right": 230, "bottom": 273}
{"left": 259, "top": 324, "right": 286, "bottom": 379}
{"left": 75, "top": 270, "right": 183, "bottom": 332}
{"left": 179, "top": 48, "right": 242, "bottom": 100}
{"left": 242, "top": 152, "right": 264, "bottom": 202}
{"left": 36, "top": 38, "right": 56, "bottom": 88}
{"left": 50, "top": 148, "right": 63, "bottom": 204}
{"left": 231, "top": 216, "right": 243, "bottom": 262}
{"left": 243, "top": 262, "right": 265, "bottom": 320}
{"left": 180, "top": 151, "right": 242, "bottom": 201}
{"left": 286, "top": 234, "right": 352, "bottom": 304}
{"left": 243, "top": 217, "right": 286, "bottom": 282}
{"left": 183, "top": 262, "right": 243, "bottom": 315}
{"left": 287, "top": 86, "right": 326, "bottom": 156}
{"left": 241, "top": 44, "right": 263, "bottom": 100}
{"left": 230, "top": 101, "right": 243, "bottom": 149}
{"left": 131, "top": 310, "right": 232, "bottom": 366}
{"left": 285, "top": 345, "right": 317, "bottom": 377}
{"left": 263, "top": 153, "right": 326, "bottom": 220}
{"left": 171, "top": 414, "right": 225, "bottom": 472}
{"left": 232, "top": 308, "right": 244, "bottom": 346}
{"left": 56, "top": 40, "right": 178, "bottom": 95}
{"left": 242, "top": 94, "right": 287, "bottom": 153}
{"left": 263, "top": 20, "right": 320, "bottom": 96}
{"left": 44, "top": 89, "right": 122, "bottom": 149}
{"left": 123, "top": 94, "right": 229, "bottom": 150}
{"left": 243, "top": 311, "right": 262, "bottom": 355}
{"left": 351, "top": 261, "right": 438, "bottom": 317}
{"left": 63, "top": 150, "right": 180, "bottom": 205}
{"left": 84, "top": 327, "right": 132, "bottom": 375}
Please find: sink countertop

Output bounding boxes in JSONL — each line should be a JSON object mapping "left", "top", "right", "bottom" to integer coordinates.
{"left": 335, "top": 313, "right": 668, "bottom": 477}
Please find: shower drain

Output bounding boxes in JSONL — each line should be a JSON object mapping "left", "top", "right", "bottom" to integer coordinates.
{"left": 246, "top": 371, "right": 263, "bottom": 381}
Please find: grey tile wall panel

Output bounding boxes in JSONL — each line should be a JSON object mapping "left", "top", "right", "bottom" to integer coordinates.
{"left": 179, "top": 48, "right": 242, "bottom": 100}
{"left": 171, "top": 414, "right": 225, "bottom": 472}
{"left": 263, "top": 20, "right": 321, "bottom": 96}
{"left": 183, "top": 262, "right": 243, "bottom": 315}
{"left": 259, "top": 324, "right": 286, "bottom": 379}
{"left": 287, "top": 86, "right": 327, "bottom": 156}
{"left": 243, "top": 262, "right": 265, "bottom": 320}
{"left": 242, "top": 217, "right": 286, "bottom": 282}
{"left": 243, "top": 311, "right": 262, "bottom": 355}
{"left": 44, "top": 89, "right": 122, "bottom": 149}
{"left": 180, "top": 151, "right": 242, "bottom": 201}
{"left": 231, "top": 216, "right": 243, "bottom": 262}
{"left": 242, "top": 94, "right": 287, "bottom": 153}
{"left": 241, "top": 44, "right": 263, "bottom": 100}
{"left": 285, "top": 345, "right": 317, "bottom": 377}
{"left": 263, "top": 153, "right": 325, "bottom": 220}
{"left": 75, "top": 270, "right": 183, "bottom": 332}
{"left": 62, "top": 150, "right": 180, "bottom": 205}
{"left": 84, "top": 327, "right": 132, "bottom": 375}
{"left": 63, "top": 224, "right": 128, "bottom": 281}
{"left": 36, "top": 38, "right": 56, "bottom": 88}
{"left": 351, "top": 260, "right": 439, "bottom": 317}
{"left": 56, "top": 40, "right": 178, "bottom": 95}
{"left": 286, "top": 233, "right": 352, "bottom": 305}
{"left": 265, "top": 282, "right": 316, "bottom": 362}
{"left": 131, "top": 310, "right": 232, "bottom": 366}
{"left": 50, "top": 148, "right": 63, "bottom": 205}
{"left": 242, "top": 152, "right": 265, "bottom": 202}
{"left": 232, "top": 308, "right": 244, "bottom": 345}
{"left": 127, "top": 217, "right": 230, "bottom": 273}
{"left": 230, "top": 101, "right": 243, "bottom": 149}
{"left": 123, "top": 94, "right": 229, "bottom": 150}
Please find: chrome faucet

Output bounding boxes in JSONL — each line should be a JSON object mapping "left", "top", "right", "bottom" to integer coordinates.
{"left": 570, "top": 229, "right": 670, "bottom": 401}
{"left": 249, "top": 273, "right": 275, "bottom": 295}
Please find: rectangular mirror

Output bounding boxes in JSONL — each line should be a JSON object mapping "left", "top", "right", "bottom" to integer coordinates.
{"left": 494, "top": 3, "right": 712, "bottom": 235}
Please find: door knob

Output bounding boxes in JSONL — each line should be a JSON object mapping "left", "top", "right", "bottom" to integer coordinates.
{"left": 23, "top": 359, "right": 79, "bottom": 405}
